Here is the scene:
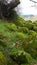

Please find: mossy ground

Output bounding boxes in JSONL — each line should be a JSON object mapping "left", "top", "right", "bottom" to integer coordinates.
{"left": 0, "top": 11, "right": 37, "bottom": 65}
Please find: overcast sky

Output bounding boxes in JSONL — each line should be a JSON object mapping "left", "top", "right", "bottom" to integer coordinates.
{"left": 15, "top": 0, "right": 37, "bottom": 15}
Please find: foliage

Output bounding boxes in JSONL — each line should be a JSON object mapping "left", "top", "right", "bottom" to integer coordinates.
{"left": 0, "top": 11, "right": 37, "bottom": 65}
{"left": 0, "top": 52, "right": 6, "bottom": 65}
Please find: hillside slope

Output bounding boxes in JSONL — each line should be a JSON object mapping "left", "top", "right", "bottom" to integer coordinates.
{"left": 0, "top": 11, "right": 37, "bottom": 65}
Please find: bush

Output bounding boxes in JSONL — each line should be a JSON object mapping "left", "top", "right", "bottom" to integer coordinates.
{"left": 5, "top": 23, "right": 17, "bottom": 31}
{"left": 10, "top": 50, "right": 33, "bottom": 65}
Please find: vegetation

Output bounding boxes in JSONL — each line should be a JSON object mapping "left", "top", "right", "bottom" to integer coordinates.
{"left": 0, "top": 11, "right": 37, "bottom": 65}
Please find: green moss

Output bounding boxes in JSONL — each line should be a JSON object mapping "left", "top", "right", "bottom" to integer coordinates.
{"left": 0, "top": 51, "right": 6, "bottom": 65}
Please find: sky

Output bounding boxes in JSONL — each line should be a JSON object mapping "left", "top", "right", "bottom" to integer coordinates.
{"left": 15, "top": 0, "right": 37, "bottom": 15}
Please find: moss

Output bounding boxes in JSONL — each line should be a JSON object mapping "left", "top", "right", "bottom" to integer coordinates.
{"left": 0, "top": 51, "right": 7, "bottom": 65}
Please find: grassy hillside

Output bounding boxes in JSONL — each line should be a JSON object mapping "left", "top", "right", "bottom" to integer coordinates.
{"left": 0, "top": 11, "right": 37, "bottom": 65}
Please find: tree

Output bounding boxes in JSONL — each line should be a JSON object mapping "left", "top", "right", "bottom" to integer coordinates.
{"left": 0, "top": 0, "right": 20, "bottom": 18}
